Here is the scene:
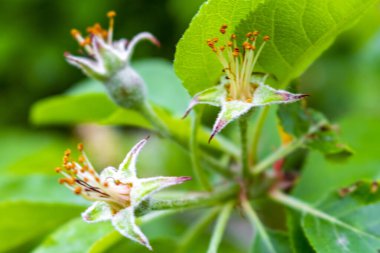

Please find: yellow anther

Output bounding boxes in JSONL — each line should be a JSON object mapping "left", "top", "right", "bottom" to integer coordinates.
{"left": 70, "top": 29, "right": 81, "bottom": 38}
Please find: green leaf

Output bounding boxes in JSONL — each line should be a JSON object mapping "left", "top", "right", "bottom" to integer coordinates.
{"left": 31, "top": 58, "right": 189, "bottom": 126}
{"left": 252, "top": 229, "right": 292, "bottom": 253}
{"left": 0, "top": 202, "right": 82, "bottom": 252}
{"left": 278, "top": 103, "right": 353, "bottom": 161}
{"left": 286, "top": 209, "right": 315, "bottom": 253}
{"left": 302, "top": 181, "right": 380, "bottom": 253}
{"left": 174, "top": 0, "right": 378, "bottom": 95}
{"left": 33, "top": 218, "right": 113, "bottom": 253}
{"left": 0, "top": 175, "right": 87, "bottom": 205}
{"left": 292, "top": 114, "right": 380, "bottom": 202}
{"left": 0, "top": 128, "right": 72, "bottom": 175}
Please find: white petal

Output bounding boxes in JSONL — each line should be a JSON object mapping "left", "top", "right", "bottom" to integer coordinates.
{"left": 112, "top": 207, "right": 152, "bottom": 250}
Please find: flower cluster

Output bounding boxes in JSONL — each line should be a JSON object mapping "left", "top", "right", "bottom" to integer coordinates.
{"left": 56, "top": 138, "right": 191, "bottom": 250}
{"left": 183, "top": 25, "right": 308, "bottom": 141}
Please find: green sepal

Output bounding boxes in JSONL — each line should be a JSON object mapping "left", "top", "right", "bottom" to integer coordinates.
{"left": 82, "top": 201, "right": 113, "bottom": 223}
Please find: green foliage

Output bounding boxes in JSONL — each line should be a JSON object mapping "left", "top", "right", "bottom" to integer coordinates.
{"left": 302, "top": 181, "right": 380, "bottom": 252}
{"left": 33, "top": 219, "right": 113, "bottom": 253}
{"left": 278, "top": 103, "right": 353, "bottom": 161}
{"left": 0, "top": 202, "right": 82, "bottom": 252}
{"left": 252, "top": 229, "right": 292, "bottom": 253}
{"left": 174, "top": 0, "right": 379, "bottom": 95}
{"left": 2, "top": 0, "right": 380, "bottom": 252}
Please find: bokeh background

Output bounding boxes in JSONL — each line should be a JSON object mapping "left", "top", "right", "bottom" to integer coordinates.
{"left": 1, "top": 0, "right": 380, "bottom": 252}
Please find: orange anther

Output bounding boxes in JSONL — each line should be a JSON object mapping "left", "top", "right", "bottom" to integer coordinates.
{"left": 103, "top": 181, "right": 109, "bottom": 187}
{"left": 77, "top": 143, "right": 84, "bottom": 152}
{"left": 231, "top": 34, "right": 237, "bottom": 39}
{"left": 107, "top": 10, "right": 116, "bottom": 18}
{"left": 253, "top": 31, "right": 260, "bottom": 36}
{"left": 64, "top": 149, "right": 71, "bottom": 156}
{"left": 227, "top": 97, "right": 233, "bottom": 101}
{"left": 83, "top": 177, "right": 89, "bottom": 183}
{"left": 263, "top": 35, "right": 270, "bottom": 41}
{"left": 227, "top": 41, "right": 233, "bottom": 47}
{"left": 67, "top": 177, "right": 75, "bottom": 185}
{"left": 246, "top": 98, "right": 253, "bottom": 103}
{"left": 55, "top": 167, "right": 62, "bottom": 173}
{"left": 74, "top": 186, "right": 82, "bottom": 195}
{"left": 78, "top": 156, "right": 85, "bottom": 163}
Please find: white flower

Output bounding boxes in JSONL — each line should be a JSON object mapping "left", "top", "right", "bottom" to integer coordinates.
{"left": 183, "top": 25, "right": 308, "bottom": 142}
{"left": 56, "top": 138, "right": 191, "bottom": 250}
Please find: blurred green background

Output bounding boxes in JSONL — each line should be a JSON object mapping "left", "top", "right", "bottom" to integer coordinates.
{"left": 1, "top": 0, "right": 380, "bottom": 252}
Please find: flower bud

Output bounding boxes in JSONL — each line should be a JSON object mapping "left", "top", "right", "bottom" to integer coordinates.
{"left": 65, "top": 11, "right": 159, "bottom": 109}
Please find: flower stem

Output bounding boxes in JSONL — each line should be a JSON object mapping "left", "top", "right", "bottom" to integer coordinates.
{"left": 241, "top": 200, "right": 276, "bottom": 253}
{"left": 207, "top": 201, "right": 234, "bottom": 253}
{"left": 239, "top": 116, "right": 250, "bottom": 178}
{"left": 250, "top": 107, "right": 270, "bottom": 165}
{"left": 139, "top": 184, "right": 238, "bottom": 214}
{"left": 191, "top": 106, "right": 212, "bottom": 191}
{"left": 251, "top": 138, "right": 304, "bottom": 175}
{"left": 139, "top": 101, "right": 171, "bottom": 138}
{"left": 177, "top": 207, "right": 221, "bottom": 253}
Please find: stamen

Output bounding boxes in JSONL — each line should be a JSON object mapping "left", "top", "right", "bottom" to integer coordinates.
{"left": 107, "top": 10, "right": 117, "bottom": 44}
{"left": 55, "top": 167, "right": 62, "bottom": 173}
{"left": 70, "top": 29, "right": 93, "bottom": 55}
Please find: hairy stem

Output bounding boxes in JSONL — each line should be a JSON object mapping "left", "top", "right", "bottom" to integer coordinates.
{"left": 177, "top": 207, "right": 221, "bottom": 253}
{"left": 250, "top": 107, "right": 270, "bottom": 165}
{"left": 241, "top": 200, "right": 276, "bottom": 253}
{"left": 207, "top": 202, "right": 234, "bottom": 253}
{"left": 137, "top": 184, "right": 239, "bottom": 215}
{"left": 239, "top": 116, "right": 250, "bottom": 178}
{"left": 251, "top": 138, "right": 304, "bottom": 175}
{"left": 191, "top": 106, "right": 212, "bottom": 191}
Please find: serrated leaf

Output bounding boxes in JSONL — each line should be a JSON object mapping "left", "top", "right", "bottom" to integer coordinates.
{"left": 278, "top": 103, "right": 353, "bottom": 161}
{"left": 0, "top": 202, "right": 82, "bottom": 252}
{"left": 174, "top": 0, "right": 378, "bottom": 95}
{"left": 302, "top": 181, "right": 380, "bottom": 253}
{"left": 252, "top": 229, "right": 292, "bottom": 253}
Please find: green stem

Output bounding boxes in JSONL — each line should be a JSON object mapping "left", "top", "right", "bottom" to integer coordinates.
{"left": 239, "top": 116, "right": 250, "bottom": 178}
{"left": 177, "top": 207, "right": 221, "bottom": 253}
{"left": 191, "top": 106, "right": 212, "bottom": 191}
{"left": 139, "top": 101, "right": 171, "bottom": 138}
{"left": 250, "top": 107, "right": 270, "bottom": 165}
{"left": 251, "top": 138, "right": 304, "bottom": 175}
{"left": 201, "top": 153, "right": 234, "bottom": 178}
{"left": 139, "top": 184, "right": 238, "bottom": 214}
{"left": 207, "top": 202, "right": 234, "bottom": 253}
{"left": 241, "top": 200, "right": 276, "bottom": 253}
